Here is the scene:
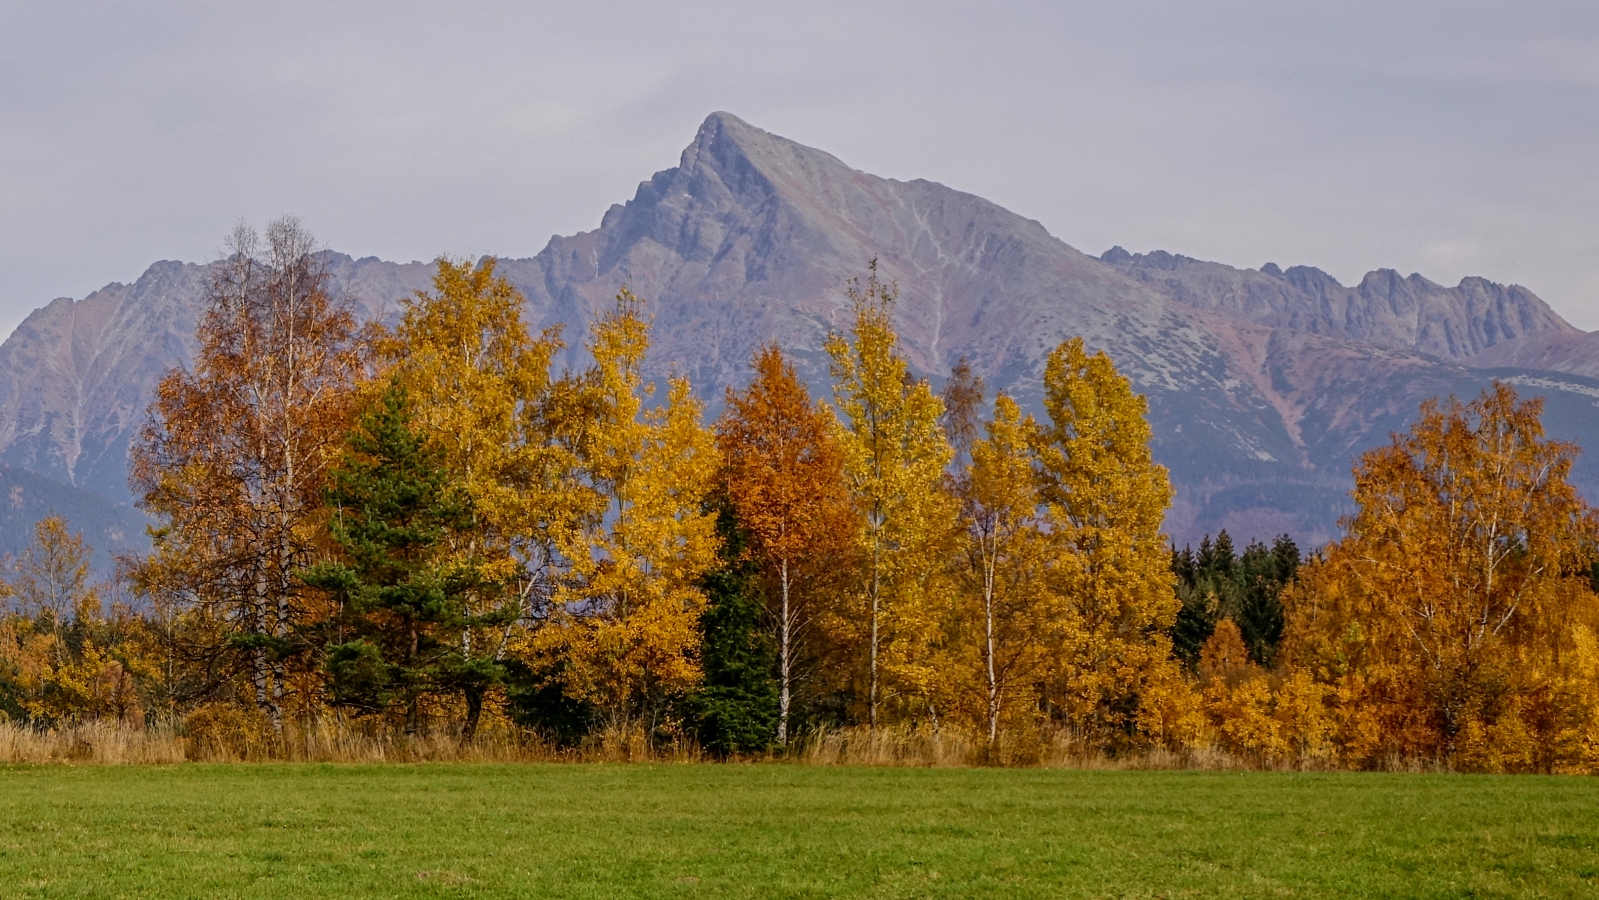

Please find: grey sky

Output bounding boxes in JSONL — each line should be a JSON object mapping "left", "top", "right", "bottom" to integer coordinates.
{"left": 3, "top": 1, "right": 1597, "bottom": 338}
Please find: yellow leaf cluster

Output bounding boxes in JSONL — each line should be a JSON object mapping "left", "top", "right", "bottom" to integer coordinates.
{"left": 1033, "top": 337, "right": 1181, "bottom": 744}
{"left": 825, "top": 267, "right": 957, "bottom": 726}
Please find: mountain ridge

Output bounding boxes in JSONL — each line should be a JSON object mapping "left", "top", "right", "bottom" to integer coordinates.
{"left": 0, "top": 111, "right": 1594, "bottom": 553}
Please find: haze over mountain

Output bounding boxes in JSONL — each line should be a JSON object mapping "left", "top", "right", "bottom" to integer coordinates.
{"left": 2, "top": 111, "right": 1596, "bottom": 561}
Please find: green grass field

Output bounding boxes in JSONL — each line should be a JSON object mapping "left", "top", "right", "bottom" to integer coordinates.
{"left": 1, "top": 764, "right": 1596, "bottom": 899}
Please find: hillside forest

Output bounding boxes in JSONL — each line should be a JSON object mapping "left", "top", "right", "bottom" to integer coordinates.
{"left": 3, "top": 219, "right": 1597, "bottom": 773}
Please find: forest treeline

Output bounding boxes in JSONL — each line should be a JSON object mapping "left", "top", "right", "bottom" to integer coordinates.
{"left": 3, "top": 219, "right": 1598, "bottom": 773}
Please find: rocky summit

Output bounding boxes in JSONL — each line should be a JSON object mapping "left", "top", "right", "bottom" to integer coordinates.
{"left": 2, "top": 111, "right": 1596, "bottom": 560}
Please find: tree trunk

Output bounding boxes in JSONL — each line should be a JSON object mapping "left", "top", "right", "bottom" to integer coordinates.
{"left": 778, "top": 555, "right": 792, "bottom": 746}
{"left": 869, "top": 535, "right": 880, "bottom": 731}
{"left": 462, "top": 685, "right": 484, "bottom": 744}
{"left": 985, "top": 548, "right": 998, "bottom": 748}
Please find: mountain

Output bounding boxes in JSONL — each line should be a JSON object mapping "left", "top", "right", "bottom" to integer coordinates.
{"left": 0, "top": 465, "right": 148, "bottom": 575}
{"left": 1099, "top": 247, "right": 1578, "bottom": 359}
{"left": 1, "top": 111, "right": 1595, "bottom": 556}
{"left": 1465, "top": 330, "right": 1599, "bottom": 379}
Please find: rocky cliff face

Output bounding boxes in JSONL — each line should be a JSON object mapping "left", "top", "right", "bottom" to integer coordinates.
{"left": 1099, "top": 247, "right": 1578, "bottom": 360}
{"left": 1, "top": 111, "right": 1594, "bottom": 554}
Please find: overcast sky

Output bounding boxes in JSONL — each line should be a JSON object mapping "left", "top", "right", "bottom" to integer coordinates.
{"left": 3, "top": 1, "right": 1597, "bottom": 338}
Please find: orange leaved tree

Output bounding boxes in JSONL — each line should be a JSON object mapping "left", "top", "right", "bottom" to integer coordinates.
{"left": 716, "top": 344, "right": 856, "bottom": 745}
{"left": 131, "top": 218, "right": 372, "bottom": 731}
{"left": 1283, "top": 383, "right": 1599, "bottom": 771}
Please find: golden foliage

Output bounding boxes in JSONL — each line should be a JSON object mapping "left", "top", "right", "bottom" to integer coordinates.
{"left": 825, "top": 265, "right": 957, "bottom": 726}
{"left": 948, "top": 393, "right": 1056, "bottom": 744}
{"left": 1282, "top": 383, "right": 1599, "bottom": 771}
{"left": 717, "top": 344, "right": 857, "bottom": 743}
{"left": 529, "top": 289, "right": 722, "bottom": 723}
{"left": 0, "top": 518, "right": 142, "bottom": 724}
{"left": 1033, "top": 337, "right": 1181, "bottom": 745}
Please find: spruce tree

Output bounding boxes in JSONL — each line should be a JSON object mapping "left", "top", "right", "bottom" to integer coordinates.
{"left": 689, "top": 495, "right": 780, "bottom": 755}
{"left": 302, "top": 382, "right": 501, "bottom": 736}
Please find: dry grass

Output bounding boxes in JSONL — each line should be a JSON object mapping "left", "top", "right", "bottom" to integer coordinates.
{"left": 0, "top": 718, "right": 705, "bottom": 765}
{"left": 791, "top": 724, "right": 1265, "bottom": 770}
{"left": 0, "top": 719, "right": 189, "bottom": 765}
{"left": 0, "top": 718, "right": 1442, "bottom": 771}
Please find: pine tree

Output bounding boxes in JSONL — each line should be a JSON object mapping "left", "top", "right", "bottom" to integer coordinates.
{"left": 301, "top": 383, "right": 496, "bottom": 736}
{"left": 689, "top": 494, "right": 779, "bottom": 755}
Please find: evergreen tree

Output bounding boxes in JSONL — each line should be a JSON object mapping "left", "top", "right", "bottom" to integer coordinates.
{"left": 302, "top": 383, "right": 503, "bottom": 736}
{"left": 1235, "top": 535, "right": 1297, "bottom": 668}
{"left": 689, "top": 495, "right": 780, "bottom": 756}
{"left": 1172, "top": 531, "right": 1300, "bottom": 669}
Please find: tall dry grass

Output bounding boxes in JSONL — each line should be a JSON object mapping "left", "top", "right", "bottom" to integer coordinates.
{"left": 0, "top": 718, "right": 1418, "bottom": 770}
{"left": 788, "top": 724, "right": 1394, "bottom": 771}
{"left": 0, "top": 718, "right": 704, "bottom": 765}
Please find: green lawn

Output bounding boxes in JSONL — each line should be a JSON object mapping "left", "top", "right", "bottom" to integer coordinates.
{"left": 0, "top": 764, "right": 1595, "bottom": 899}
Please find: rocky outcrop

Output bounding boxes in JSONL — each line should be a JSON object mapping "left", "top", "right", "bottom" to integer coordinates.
{"left": 1, "top": 111, "right": 1595, "bottom": 551}
{"left": 1100, "top": 247, "right": 1577, "bottom": 360}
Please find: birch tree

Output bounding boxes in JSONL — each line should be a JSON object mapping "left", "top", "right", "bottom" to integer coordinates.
{"left": 716, "top": 344, "right": 855, "bottom": 745}
{"left": 953, "top": 394, "right": 1055, "bottom": 746}
{"left": 826, "top": 264, "right": 956, "bottom": 727}
{"left": 1033, "top": 337, "right": 1179, "bottom": 744}
{"left": 132, "top": 218, "right": 369, "bottom": 731}
{"left": 1283, "top": 382, "right": 1599, "bottom": 770}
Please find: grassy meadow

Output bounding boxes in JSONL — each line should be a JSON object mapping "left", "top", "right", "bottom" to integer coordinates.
{"left": 0, "top": 763, "right": 1595, "bottom": 899}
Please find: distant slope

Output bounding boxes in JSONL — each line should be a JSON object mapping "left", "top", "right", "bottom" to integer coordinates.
{"left": 1465, "top": 330, "right": 1599, "bottom": 379}
{"left": 1099, "top": 247, "right": 1577, "bottom": 360}
{"left": 0, "top": 465, "right": 149, "bottom": 574}
{"left": 0, "top": 111, "right": 1594, "bottom": 549}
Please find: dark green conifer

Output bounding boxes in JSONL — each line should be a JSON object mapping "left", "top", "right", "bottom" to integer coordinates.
{"left": 301, "top": 381, "right": 502, "bottom": 736}
{"left": 688, "top": 493, "right": 779, "bottom": 756}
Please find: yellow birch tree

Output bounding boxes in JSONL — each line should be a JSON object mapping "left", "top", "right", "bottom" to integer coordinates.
{"left": 952, "top": 393, "right": 1056, "bottom": 746}
{"left": 532, "top": 289, "right": 722, "bottom": 731}
{"left": 825, "top": 264, "right": 956, "bottom": 727}
{"left": 1033, "top": 337, "right": 1180, "bottom": 745}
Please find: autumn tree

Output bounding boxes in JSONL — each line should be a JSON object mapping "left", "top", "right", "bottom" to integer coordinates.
{"left": 390, "top": 257, "right": 566, "bottom": 729}
{"left": 1033, "top": 337, "right": 1179, "bottom": 744}
{"left": 0, "top": 517, "right": 140, "bottom": 724}
{"left": 1283, "top": 383, "right": 1599, "bottom": 771}
{"left": 951, "top": 393, "right": 1056, "bottom": 746}
{"left": 529, "top": 289, "right": 722, "bottom": 732}
{"left": 716, "top": 344, "right": 856, "bottom": 745}
{"left": 131, "top": 218, "right": 371, "bottom": 732}
{"left": 826, "top": 264, "right": 956, "bottom": 727}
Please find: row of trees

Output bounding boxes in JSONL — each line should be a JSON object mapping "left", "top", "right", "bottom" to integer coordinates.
{"left": 3, "top": 219, "right": 1597, "bottom": 772}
